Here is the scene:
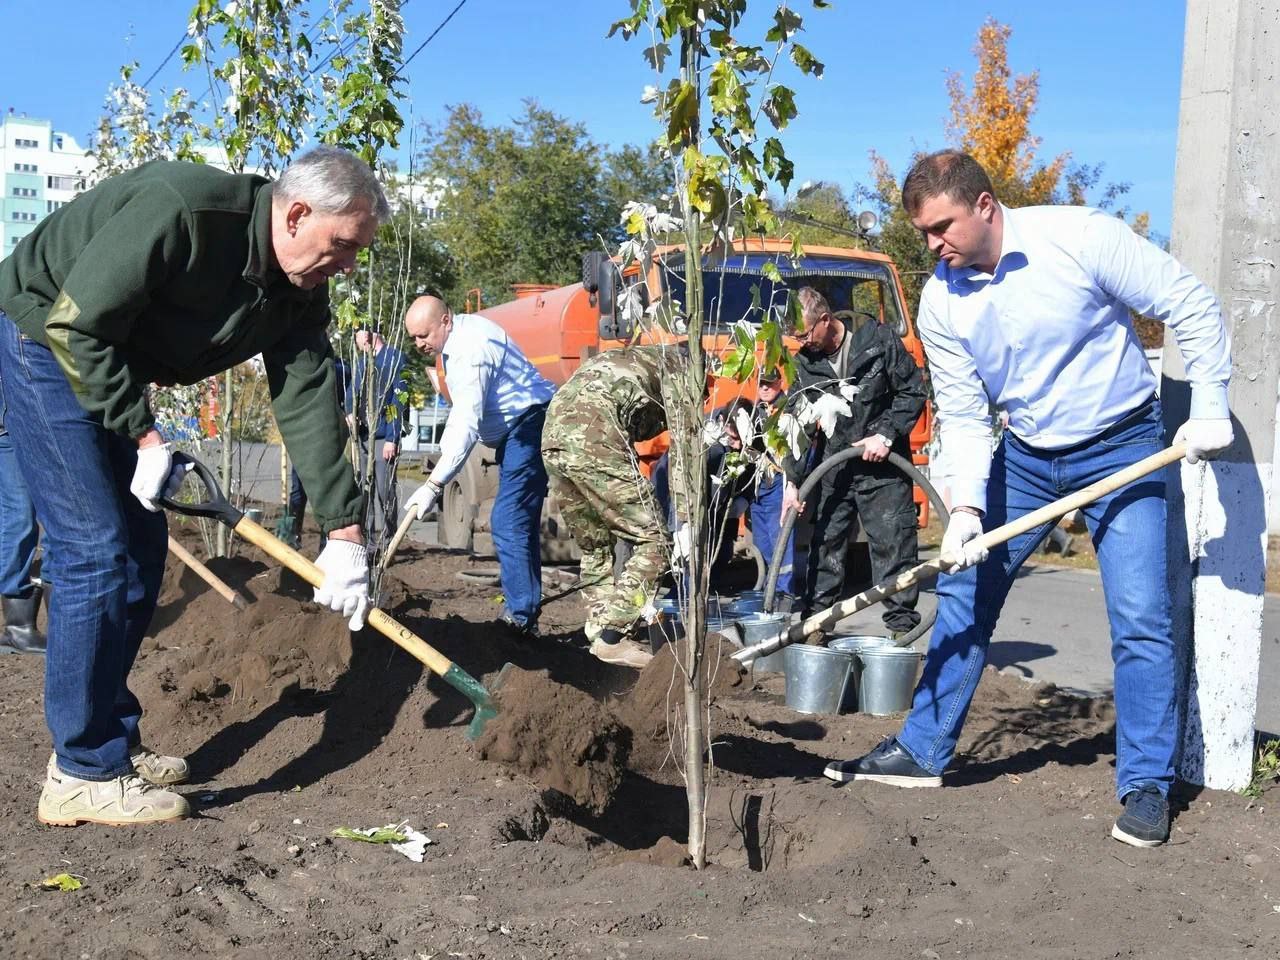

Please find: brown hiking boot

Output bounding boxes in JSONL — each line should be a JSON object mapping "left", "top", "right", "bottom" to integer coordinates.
{"left": 590, "top": 635, "right": 653, "bottom": 668}
{"left": 130, "top": 746, "right": 191, "bottom": 786}
{"left": 38, "top": 764, "right": 190, "bottom": 827}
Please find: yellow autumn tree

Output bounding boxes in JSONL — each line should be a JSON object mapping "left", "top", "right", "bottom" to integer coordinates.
{"left": 945, "top": 17, "right": 1068, "bottom": 206}
{"left": 865, "top": 17, "right": 1150, "bottom": 322}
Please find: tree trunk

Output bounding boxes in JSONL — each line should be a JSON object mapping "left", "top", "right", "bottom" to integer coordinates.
{"left": 676, "top": 26, "right": 709, "bottom": 871}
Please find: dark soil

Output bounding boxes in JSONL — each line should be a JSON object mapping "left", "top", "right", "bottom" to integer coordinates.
{"left": 475, "top": 666, "right": 630, "bottom": 814}
{"left": 0, "top": 528, "right": 1276, "bottom": 960}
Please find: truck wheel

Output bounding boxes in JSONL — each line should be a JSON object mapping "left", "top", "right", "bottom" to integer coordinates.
{"left": 439, "top": 472, "right": 477, "bottom": 551}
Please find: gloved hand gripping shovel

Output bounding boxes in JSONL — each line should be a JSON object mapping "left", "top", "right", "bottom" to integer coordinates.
{"left": 163, "top": 454, "right": 501, "bottom": 739}
{"left": 732, "top": 442, "right": 1187, "bottom": 666}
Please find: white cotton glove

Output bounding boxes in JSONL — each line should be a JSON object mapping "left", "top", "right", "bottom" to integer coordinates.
{"left": 733, "top": 407, "right": 756, "bottom": 448}
{"left": 803, "top": 393, "right": 853, "bottom": 438}
{"left": 1173, "top": 418, "right": 1233, "bottom": 465}
{"left": 313, "top": 539, "right": 370, "bottom": 631}
{"left": 130, "top": 442, "right": 192, "bottom": 512}
{"left": 702, "top": 418, "right": 730, "bottom": 447}
{"left": 939, "top": 510, "right": 988, "bottom": 574}
{"left": 672, "top": 523, "right": 693, "bottom": 562}
{"left": 404, "top": 480, "right": 443, "bottom": 521}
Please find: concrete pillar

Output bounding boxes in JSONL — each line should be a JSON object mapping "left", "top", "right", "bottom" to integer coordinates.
{"left": 1164, "top": 0, "right": 1280, "bottom": 789}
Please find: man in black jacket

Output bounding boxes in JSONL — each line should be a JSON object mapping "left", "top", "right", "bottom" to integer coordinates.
{"left": 783, "top": 286, "right": 926, "bottom": 636}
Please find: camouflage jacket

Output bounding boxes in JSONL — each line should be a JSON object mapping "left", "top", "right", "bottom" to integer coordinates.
{"left": 545, "top": 344, "right": 695, "bottom": 520}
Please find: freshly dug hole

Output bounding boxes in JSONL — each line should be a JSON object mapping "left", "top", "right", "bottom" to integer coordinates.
{"left": 474, "top": 666, "right": 631, "bottom": 814}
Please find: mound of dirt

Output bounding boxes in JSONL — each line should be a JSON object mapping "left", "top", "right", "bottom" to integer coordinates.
{"left": 138, "top": 542, "right": 419, "bottom": 735}
{"left": 619, "top": 633, "right": 749, "bottom": 775}
{"left": 475, "top": 666, "right": 631, "bottom": 813}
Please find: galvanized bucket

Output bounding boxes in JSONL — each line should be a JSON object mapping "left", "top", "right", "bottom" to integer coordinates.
{"left": 783, "top": 644, "right": 855, "bottom": 715}
{"left": 737, "top": 611, "right": 791, "bottom": 673}
{"left": 856, "top": 646, "right": 923, "bottom": 716}
{"left": 827, "top": 636, "right": 894, "bottom": 713}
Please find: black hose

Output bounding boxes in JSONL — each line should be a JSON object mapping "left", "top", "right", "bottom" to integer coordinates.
{"left": 763, "top": 444, "right": 949, "bottom": 648}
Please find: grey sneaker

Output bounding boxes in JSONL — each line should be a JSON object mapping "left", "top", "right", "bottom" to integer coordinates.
{"left": 131, "top": 746, "right": 191, "bottom": 786}
{"left": 1111, "top": 786, "right": 1169, "bottom": 848}
{"left": 38, "top": 764, "right": 190, "bottom": 826}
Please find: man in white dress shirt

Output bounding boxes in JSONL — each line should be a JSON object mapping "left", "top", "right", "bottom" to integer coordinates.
{"left": 402, "top": 295, "right": 556, "bottom": 636}
{"left": 823, "top": 151, "right": 1234, "bottom": 849}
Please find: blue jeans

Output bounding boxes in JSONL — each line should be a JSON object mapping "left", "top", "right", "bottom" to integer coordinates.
{"left": 0, "top": 402, "right": 39, "bottom": 598}
{"left": 492, "top": 404, "right": 549, "bottom": 628}
{"left": 898, "top": 400, "right": 1175, "bottom": 800}
{"left": 750, "top": 471, "right": 800, "bottom": 595}
{"left": 0, "top": 314, "right": 168, "bottom": 780}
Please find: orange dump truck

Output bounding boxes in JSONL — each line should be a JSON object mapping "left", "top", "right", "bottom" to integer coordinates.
{"left": 433, "top": 238, "right": 931, "bottom": 562}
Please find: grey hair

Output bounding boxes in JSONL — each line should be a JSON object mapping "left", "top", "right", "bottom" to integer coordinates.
{"left": 797, "top": 286, "right": 832, "bottom": 325}
{"left": 274, "top": 146, "right": 391, "bottom": 222}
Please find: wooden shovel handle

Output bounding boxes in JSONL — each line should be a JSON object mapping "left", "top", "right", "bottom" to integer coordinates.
{"left": 734, "top": 442, "right": 1188, "bottom": 662}
{"left": 230, "top": 516, "right": 455, "bottom": 678}
{"left": 167, "top": 536, "right": 247, "bottom": 610}
{"left": 378, "top": 509, "right": 418, "bottom": 575}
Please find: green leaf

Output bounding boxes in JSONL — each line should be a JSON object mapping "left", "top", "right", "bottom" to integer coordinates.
{"left": 643, "top": 42, "right": 670, "bottom": 71}
{"left": 686, "top": 148, "right": 728, "bottom": 220}
{"left": 666, "top": 82, "right": 698, "bottom": 146}
{"left": 761, "top": 261, "right": 783, "bottom": 285}
{"left": 780, "top": 351, "right": 798, "bottom": 384}
{"left": 332, "top": 826, "right": 409, "bottom": 845}
{"left": 787, "top": 290, "right": 805, "bottom": 333}
{"left": 812, "top": 0, "right": 832, "bottom": 8}
{"left": 39, "top": 874, "right": 83, "bottom": 892}
{"left": 708, "top": 60, "right": 744, "bottom": 116}
{"left": 762, "top": 86, "right": 798, "bottom": 129}
{"left": 790, "top": 43, "right": 824, "bottom": 79}
{"left": 766, "top": 7, "right": 803, "bottom": 42}
{"left": 762, "top": 138, "right": 794, "bottom": 191}
{"left": 760, "top": 320, "right": 782, "bottom": 372}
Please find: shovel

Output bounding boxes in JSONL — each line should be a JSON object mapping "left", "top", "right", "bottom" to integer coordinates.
{"left": 378, "top": 507, "right": 418, "bottom": 575}
{"left": 731, "top": 442, "right": 1187, "bottom": 665}
{"left": 162, "top": 455, "right": 501, "bottom": 740}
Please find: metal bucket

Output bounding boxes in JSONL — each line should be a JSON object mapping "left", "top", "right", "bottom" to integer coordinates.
{"left": 783, "top": 644, "right": 855, "bottom": 715}
{"left": 827, "top": 636, "right": 893, "bottom": 712}
{"left": 743, "top": 610, "right": 793, "bottom": 674}
{"left": 732, "top": 612, "right": 789, "bottom": 661}
{"left": 856, "top": 647, "right": 923, "bottom": 716}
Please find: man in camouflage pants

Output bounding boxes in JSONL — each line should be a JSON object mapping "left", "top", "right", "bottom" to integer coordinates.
{"left": 542, "top": 345, "right": 692, "bottom": 668}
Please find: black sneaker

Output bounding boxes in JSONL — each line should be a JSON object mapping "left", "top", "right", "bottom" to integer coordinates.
{"left": 1111, "top": 786, "right": 1170, "bottom": 848}
{"left": 823, "top": 738, "right": 942, "bottom": 788}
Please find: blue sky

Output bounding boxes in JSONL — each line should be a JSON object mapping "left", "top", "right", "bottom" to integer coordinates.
{"left": 0, "top": 0, "right": 1186, "bottom": 234}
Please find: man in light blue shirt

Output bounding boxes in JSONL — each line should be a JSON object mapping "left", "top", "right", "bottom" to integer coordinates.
{"left": 823, "top": 151, "right": 1234, "bottom": 850}
{"left": 402, "top": 295, "right": 556, "bottom": 635}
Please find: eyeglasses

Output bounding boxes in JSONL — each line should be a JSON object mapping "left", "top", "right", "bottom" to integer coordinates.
{"left": 798, "top": 313, "right": 829, "bottom": 342}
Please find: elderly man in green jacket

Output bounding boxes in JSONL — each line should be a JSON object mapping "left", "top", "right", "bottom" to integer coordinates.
{"left": 0, "top": 146, "right": 387, "bottom": 826}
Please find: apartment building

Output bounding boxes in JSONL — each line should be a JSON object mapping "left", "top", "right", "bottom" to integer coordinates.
{"left": 0, "top": 112, "right": 93, "bottom": 258}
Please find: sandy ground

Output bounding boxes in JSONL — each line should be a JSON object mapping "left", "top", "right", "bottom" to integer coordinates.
{"left": 0, "top": 531, "right": 1276, "bottom": 960}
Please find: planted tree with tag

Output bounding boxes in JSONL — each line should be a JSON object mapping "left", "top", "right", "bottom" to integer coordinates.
{"left": 609, "top": 0, "right": 828, "bottom": 868}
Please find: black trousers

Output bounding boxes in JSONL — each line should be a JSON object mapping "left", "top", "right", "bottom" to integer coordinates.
{"left": 802, "top": 457, "right": 921, "bottom": 632}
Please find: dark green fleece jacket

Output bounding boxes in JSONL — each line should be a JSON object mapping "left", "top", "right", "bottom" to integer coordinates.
{"left": 0, "top": 160, "right": 362, "bottom": 534}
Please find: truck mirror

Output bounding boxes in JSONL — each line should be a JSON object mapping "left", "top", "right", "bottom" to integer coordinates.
{"left": 581, "top": 252, "right": 605, "bottom": 296}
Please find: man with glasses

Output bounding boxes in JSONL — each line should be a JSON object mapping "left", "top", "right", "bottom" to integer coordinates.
{"left": 783, "top": 286, "right": 926, "bottom": 638}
